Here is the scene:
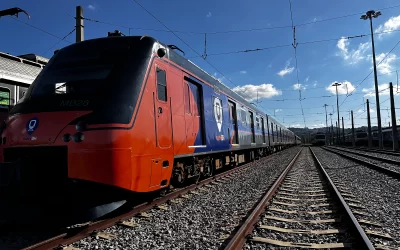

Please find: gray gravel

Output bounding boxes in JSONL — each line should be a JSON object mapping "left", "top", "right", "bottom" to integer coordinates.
{"left": 327, "top": 146, "right": 400, "bottom": 173}
{"left": 245, "top": 147, "right": 355, "bottom": 250}
{"left": 313, "top": 146, "right": 400, "bottom": 249}
{"left": 69, "top": 147, "right": 301, "bottom": 250}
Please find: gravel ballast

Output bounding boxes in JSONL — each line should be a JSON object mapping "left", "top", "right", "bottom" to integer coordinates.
{"left": 246, "top": 147, "right": 355, "bottom": 250}
{"left": 313, "top": 147, "right": 400, "bottom": 249}
{"left": 69, "top": 147, "right": 301, "bottom": 250}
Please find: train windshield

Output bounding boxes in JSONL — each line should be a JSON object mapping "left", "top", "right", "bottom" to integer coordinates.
{"left": 10, "top": 36, "right": 155, "bottom": 124}
{"left": 29, "top": 39, "right": 131, "bottom": 98}
{"left": 315, "top": 135, "right": 325, "bottom": 139}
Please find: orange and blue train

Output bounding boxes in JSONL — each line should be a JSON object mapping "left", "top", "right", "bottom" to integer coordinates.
{"left": 0, "top": 35, "right": 300, "bottom": 216}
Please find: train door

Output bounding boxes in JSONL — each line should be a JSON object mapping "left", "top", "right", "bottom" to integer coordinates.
{"left": 184, "top": 82, "right": 194, "bottom": 147}
{"left": 261, "top": 117, "right": 266, "bottom": 143}
{"left": 228, "top": 100, "right": 239, "bottom": 144}
{"left": 249, "top": 111, "right": 255, "bottom": 143}
{"left": 155, "top": 67, "right": 172, "bottom": 148}
{"left": 189, "top": 81, "right": 205, "bottom": 146}
{"left": 151, "top": 66, "right": 172, "bottom": 187}
{"left": 266, "top": 116, "right": 271, "bottom": 146}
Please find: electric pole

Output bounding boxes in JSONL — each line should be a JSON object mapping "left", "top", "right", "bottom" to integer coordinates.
{"left": 332, "top": 82, "right": 341, "bottom": 145}
{"left": 76, "top": 6, "right": 84, "bottom": 42}
{"left": 361, "top": 10, "right": 383, "bottom": 149}
{"left": 324, "top": 104, "right": 328, "bottom": 145}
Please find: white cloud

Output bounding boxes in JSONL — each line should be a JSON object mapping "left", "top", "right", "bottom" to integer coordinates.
{"left": 313, "top": 81, "right": 318, "bottom": 87}
{"left": 337, "top": 38, "right": 370, "bottom": 64}
{"left": 240, "top": 70, "right": 247, "bottom": 74}
{"left": 232, "top": 83, "right": 282, "bottom": 101}
{"left": 375, "top": 15, "right": 400, "bottom": 38}
{"left": 305, "top": 76, "right": 309, "bottom": 82}
{"left": 88, "top": 4, "right": 97, "bottom": 11}
{"left": 326, "top": 81, "right": 355, "bottom": 95}
{"left": 357, "top": 109, "right": 364, "bottom": 113}
{"left": 293, "top": 83, "right": 306, "bottom": 90}
{"left": 277, "top": 58, "right": 294, "bottom": 76}
{"left": 313, "top": 17, "right": 317, "bottom": 22}
{"left": 312, "top": 123, "right": 325, "bottom": 128}
{"left": 291, "top": 124, "right": 302, "bottom": 128}
{"left": 275, "top": 109, "right": 283, "bottom": 113}
{"left": 206, "top": 12, "right": 212, "bottom": 18}
{"left": 373, "top": 53, "right": 397, "bottom": 75}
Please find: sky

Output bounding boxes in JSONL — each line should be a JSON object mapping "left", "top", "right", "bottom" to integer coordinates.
{"left": 1, "top": 0, "right": 400, "bottom": 130}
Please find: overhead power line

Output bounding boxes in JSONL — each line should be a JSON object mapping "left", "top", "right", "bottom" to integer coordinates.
{"left": 81, "top": 3, "right": 400, "bottom": 35}
{"left": 11, "top": 17, "right": 73, "bottom": 43}
{"left": 43, "top": 28, "right": 76, "bottom": 55}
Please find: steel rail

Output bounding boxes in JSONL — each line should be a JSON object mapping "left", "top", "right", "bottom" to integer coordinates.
{"left": 323, "top": 146, "right": 400, "bottom": 179}
{"left": 347, "top": 146, "right": 400, "bottom": 157}
{"left": 310, "top": 147, "right": 375, "bottom": 250}
{"left": 22, "top": 147, "right": 297, "bottom": 250}
{"left": 223, "top": 147, "right": 303, "bottom": 250}
{"left": 329, "top": 146, "right": 400, "bottom": 164}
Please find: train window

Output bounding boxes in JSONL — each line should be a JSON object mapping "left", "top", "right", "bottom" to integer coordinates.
{"left": 241, "top": 109, "right": 247, "bottom": 125}
{"left": 184, "top": 83, "right": 191, "bottom": 114}
{"left": 256, "top": 116, "right": 260, "bottom": 129}
{"left": 0, "top": 88, "right": 10, "bottom": 108}
{"left": 156, "top": 68, "right": 167, "bottom": 102}
{"left": 271, "top": 123, "right": 274, "bottom": 142}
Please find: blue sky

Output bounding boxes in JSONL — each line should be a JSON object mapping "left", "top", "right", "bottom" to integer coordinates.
{"left": 2, "top": 0, "right": 400, "bottom": 129}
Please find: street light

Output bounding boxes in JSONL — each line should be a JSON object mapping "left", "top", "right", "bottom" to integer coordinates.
{"left": 361, "top": 10, "right": 383, "bottom": 149}
{"left": 332, "top": 82, "right": 341, "bottom": 145}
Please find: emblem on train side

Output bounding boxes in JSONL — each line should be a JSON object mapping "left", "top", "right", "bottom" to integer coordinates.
{"left": 26, "top": 118, "right": 39, "bottom": 135}
{"left": 213, "top": 97, "right": 223, "bottom": 132}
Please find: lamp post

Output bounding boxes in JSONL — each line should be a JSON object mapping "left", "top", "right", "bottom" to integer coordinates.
{"left": 361, "top": 10, "right": 383, "bottom": 149}
{"left": 332, "top": 82, "right": 341, "bottom": 145}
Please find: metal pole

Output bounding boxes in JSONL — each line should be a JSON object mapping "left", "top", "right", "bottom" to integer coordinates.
{"left": 367, "top": 99, "right": 373, "bottom": 148}
{"left": 369, "top": 15, "right": 383, "bottom": 149}
{"left": 324, "top": 104, "right": 328, "bottom": 145}
{"left": 390, "top": 82, "right": 399, "bottom": 151}
{"left": 336, "top": 121, "right": 338, "bottom": 145}
{"left": 342, "top": 116, "right": 345, "bottom": 145}
{"left": 76, "top": 6, "right": 84, "bottom": 42}
{"left": 351, "top": 110, "right": 355, "bottom": 147}
{"left": 333, "top": 83, "right": 341, "bottom": 145}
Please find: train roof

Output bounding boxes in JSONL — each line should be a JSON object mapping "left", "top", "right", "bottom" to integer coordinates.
{"left": 0, "top": 51, "right": 48, "bottom": 85}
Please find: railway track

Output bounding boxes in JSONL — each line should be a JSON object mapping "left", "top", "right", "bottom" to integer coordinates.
{"left": 17, "top": 147, "right": 299, "bottom": 250}
{"left": 223, "top": 147, "right": 395, "bottom": 250}
{"left": 323, "top": 146, "right": 400, "bottom": 179}
{"left": 346, "top": 146, "right": 400, "bottom": 157}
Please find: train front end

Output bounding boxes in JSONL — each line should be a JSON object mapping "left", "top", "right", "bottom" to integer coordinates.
{"left": 0, "top": 36, "right": 158, "bottom": 223}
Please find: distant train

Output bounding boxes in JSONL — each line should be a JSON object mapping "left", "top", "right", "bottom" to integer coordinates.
{"left": 310, "top": 132, "right": 326, "bottom": 146}
{"left": 0, "top": 52, "right": 48, "bottom": 121}
{"left": 0, "top": 34, "right": 300, "bottom": 218}
{"left": 372, "top": 126, "right": 400, "bottom": 147}
{"left": 344, "top": 130, "right": 368, "bottom": 146}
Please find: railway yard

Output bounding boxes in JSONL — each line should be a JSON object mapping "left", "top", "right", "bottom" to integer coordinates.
{"left": 1, "top": 145, "right": 399, "bottom": 249}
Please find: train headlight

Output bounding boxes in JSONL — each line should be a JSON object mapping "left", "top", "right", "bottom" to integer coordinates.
{"left": 76, "top": 121, "right": 88, "bottom": 132}
{"left": 62, "top": 133, "right": 71, "bottom": 142}
{"left": 72, "top": 132, "right": 84, "bottom": 143}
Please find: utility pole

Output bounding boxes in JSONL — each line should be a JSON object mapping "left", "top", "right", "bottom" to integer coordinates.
{"left": 329, "top": 113, "right": 333, "bottom": 145}
{"left": 351, "top": 110, "right": 355, "bottom": 147}
{"left": 336, "top": 121, "right": 338, "bottom": 145}
{"left": 389, "top": 82, "right": 399, "bottom": 151}
{"left": 324, "top": 104, "right": 329, "bottom": 145}
{"left": 367, "top": 99, "right": 373, "bottom": 148}
{"left": 342, "top": 116, "right": 345, "bottom": 145}
{"left": 361, "top": 10, "right": 383, "bottom": 149}
{"left": 76, "top": 6, "right": 84, "bottom": 42}
{"left": 332, "top": 82, "right": 341, "bottom": 145}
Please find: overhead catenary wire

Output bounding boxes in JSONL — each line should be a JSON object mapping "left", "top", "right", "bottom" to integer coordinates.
{"left": 80, "top": 3, "right": 400, "bottom": 35}
{"left": 43, "top": 28, "right": 76, "bottom": 55}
